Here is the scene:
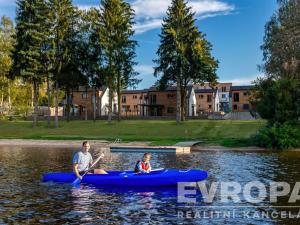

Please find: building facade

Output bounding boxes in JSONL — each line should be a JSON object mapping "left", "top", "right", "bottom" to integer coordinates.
{"left": 120, "top": 86, "right": 197, "bottom": 117}
{"left": 120, "top": 90, "right": 148, "bottom": 116}
{"left": 69, "top": 83, "right": 255, "bottom": 119}
{"left": 230, "top": 86, "right": 254, "bottom": 112}
{"left": 216, "top": 83, "right": 232, "bottom": 113}
{"left": 195, "top": 89, "right": 220, "bottom": 114}
{"left": 140, "top": 86, "right": 177, "bottom": 117}
{"left": 71, "top": 87, "right": 118, "bottom": 119}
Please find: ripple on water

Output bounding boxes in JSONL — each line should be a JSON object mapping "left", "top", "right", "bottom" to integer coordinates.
{"left": 1, "top": 147, "right": 300, "bottom": 224}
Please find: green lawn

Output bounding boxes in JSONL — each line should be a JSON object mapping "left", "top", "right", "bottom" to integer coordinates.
{"left": 0, "top": 119, "right": 267, "bottom": 146}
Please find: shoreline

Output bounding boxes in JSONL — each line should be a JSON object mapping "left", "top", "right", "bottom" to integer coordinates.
{"left": 0, "top": 139, "right": 150, "bottom": 148}
{"left": 0, "top": 139, "right": 298, "bottom": 152}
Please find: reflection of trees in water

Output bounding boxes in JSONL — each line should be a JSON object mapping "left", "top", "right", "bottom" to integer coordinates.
{"left": 155, "top": 152, "right": 217, "bottom": 171}
{"left": 2, "top": 146, "right": 300, "bottom": 224}
{"left": 70, "top": 186, "right": 133, "bottom": 224}
{"left": 70, "top": 187, "right": 97, "bottom": 216}
{"left": 267, "top": 151, "right": 300, "bottom": 225}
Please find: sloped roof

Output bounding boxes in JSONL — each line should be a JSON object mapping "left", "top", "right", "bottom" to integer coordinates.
{"left": 121, "top": 89, "right": 148, "bottom": 94}
{"left": 147, "top": 85, "right": 195, "bottom": 97}
{"left": 147, "top": 86, "right": 177, "bottom": 92}
{"left": 230, "top": 85, "right": 254, "bottom": 91}
{"left": 194, "top": 89, "right": 215, "bottom": 94}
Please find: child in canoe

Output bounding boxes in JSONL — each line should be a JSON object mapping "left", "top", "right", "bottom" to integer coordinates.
{"left": 134, "top": 153, "right": 152, "bottom": 173}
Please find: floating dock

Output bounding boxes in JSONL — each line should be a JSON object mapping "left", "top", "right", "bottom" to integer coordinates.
{"left": 174, "top": 141, "right": 203, "bottom": 147}
{"left": 110, "top": 146, "right": 190, "bottom": 154}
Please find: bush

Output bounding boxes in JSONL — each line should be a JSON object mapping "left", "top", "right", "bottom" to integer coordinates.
{"left": 253, "top": 123, "right": 300, "bottom": 150}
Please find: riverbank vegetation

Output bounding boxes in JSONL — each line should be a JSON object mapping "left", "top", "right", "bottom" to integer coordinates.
{"left": 252, "top": 0, "right": 300, "bottom": 150}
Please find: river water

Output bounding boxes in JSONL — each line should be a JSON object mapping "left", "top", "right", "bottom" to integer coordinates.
{"left": 0, "top": 146, "right": 300, "bottom": 224}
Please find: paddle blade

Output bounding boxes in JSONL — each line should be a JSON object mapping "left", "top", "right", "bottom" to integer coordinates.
{"left": 72, "top": 177, "right": 81, "bottom": 185}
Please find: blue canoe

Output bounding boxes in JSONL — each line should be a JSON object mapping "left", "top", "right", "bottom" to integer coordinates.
{"left": 42, "top": 169, "right": 208, "bottom": 187}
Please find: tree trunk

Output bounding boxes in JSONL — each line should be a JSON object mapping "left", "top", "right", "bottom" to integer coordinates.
{"left": 98, "top": 88, "right": 101, "bottom": 118}
{"left": 7, "top": 80, "right": 11, "bottom": 111}
{"left": 108, "top": 87, "right": 113, "bottom": 123}
{"left": 117, "top": 84, "right": 121, "bottom": 122}
{"left": 71, "top": 89, "right": 74, "bottom": 117}
{"left": 176, "top": 81, "right": 181, "bottom": 125}
{"left": 181, "top": 88, "right": 186, "bottom": 121}
{"left": 92, "top": 86, "right": 96, "bottom": 122}
{"left": 0, "top": 89, "right": 3, "bottom": 107}
{"left": 47, "top": 75, "right": 51, "bottom": 128}
{"left": 212, "top": 88, "right": 217, "bottom": 112}
{"left": 85, "top": 102, "right": 88, "bottom": 121}
{"left": 54, "top": 82, "right": 59, "bottom": 128}
{"left": 31, "top": 84, "right": 34, "bottom": 108}
{"left": 66, "top": 89, "right": 71, "bottom": 122}
{"left": 32, "top": 80, "right": 39, "bottom": 128}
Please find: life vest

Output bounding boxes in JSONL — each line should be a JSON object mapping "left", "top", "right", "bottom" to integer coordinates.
{"left": 134, "top": 160, "right": 150, "bottom": 172}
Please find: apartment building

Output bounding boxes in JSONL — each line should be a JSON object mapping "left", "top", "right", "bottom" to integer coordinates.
{"left": 120, "top": 86, "right": 197, "bottom": 117}
{"left": 230, "top": 85, "right": 254, "bottom": 112}
{"left": 71, "top": 86, "right": 117, "bottom": 119}
{"left": 120, "top": 90, "right": 148, "bottom": 116}
{"left": 69, "top": 83, "right": 255, "bottom": 119}
{"left": 195, "top": 88, "right": 220, "bottom": 114}
{"left": 141, "top": 86, "right": 177, "bottom": 117}
{"left": 216, "top": 83, "right": 232, "bottom": 112}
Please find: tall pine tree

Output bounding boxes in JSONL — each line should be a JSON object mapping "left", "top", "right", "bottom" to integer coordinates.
{"left": 37, "top": 0, "right": 53, "bottom": 128}
{"left": 98, "top": 0, "right": 139, "bottom": 123}
{"left": 58, "top": 7, "right": 87, "bottom": 122}
{"left": 113, "top": 1, "right": 139, "bottom": 121}
{"left": 48, "top": 0, "right": 76, "bottom": 127}
{"left": 154, "top": 0, "right": 218, "bottom": 124}
{"left": 79, "top": 8, "right": 104, "bottom": 122}
{"left": 0, "top": 16, "right": 14, "bottom": 110}
{"left": 12, "top": 0, "right": 49, "bottom": 127}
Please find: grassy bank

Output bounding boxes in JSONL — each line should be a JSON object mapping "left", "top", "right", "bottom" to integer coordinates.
{"left": 0, "top": 119, "right": 266, "bottom": 146}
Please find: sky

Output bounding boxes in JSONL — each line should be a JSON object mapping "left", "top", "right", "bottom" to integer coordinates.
{"left": 0, "top": 0, "right": 278, "bottom": 89}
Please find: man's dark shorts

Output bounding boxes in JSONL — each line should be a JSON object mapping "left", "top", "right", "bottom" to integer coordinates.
{"left": 79, "top": 170, "right": 95, "bottom": 176}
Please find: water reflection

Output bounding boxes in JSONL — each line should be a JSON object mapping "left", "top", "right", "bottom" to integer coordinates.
{"left": 0, "top": 146, "right": 300, "bottom": 224}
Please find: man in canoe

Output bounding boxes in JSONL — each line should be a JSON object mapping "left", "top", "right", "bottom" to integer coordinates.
{"left": 134, "top": 152, "right": 152, "bottom": 173}
{"left": 73, "top": 141, "right": 107, "bottom": 180}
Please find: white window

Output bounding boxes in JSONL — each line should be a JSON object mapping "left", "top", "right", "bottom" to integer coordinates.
{"left": 82, "top": 93, "right": 88, "bottom": 99}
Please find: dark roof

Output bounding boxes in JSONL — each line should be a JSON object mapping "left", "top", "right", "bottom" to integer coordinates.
{"left": 76, "top": 86, "right": 107, "bottom": 92}
{"left": 148, "top": 86, "right": 177, "bottom": 92}
{"left": 148, "top": 85, "right": 195, "bottom": 95}
{"left": 195, "top": 89, "right": 215, "bottom": 94}
{"left": 230, "top": 85, "right": 254, "bottom": 91}
{"left": 121, "top": 89, "right": 148, "bottom": 94}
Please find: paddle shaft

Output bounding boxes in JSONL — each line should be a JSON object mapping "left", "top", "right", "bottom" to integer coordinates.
{"left": 150, "top": 168, "right": 164, "bottom": 172}
{"left": 77, "top": 153, "right": 104, "bottom": 178}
